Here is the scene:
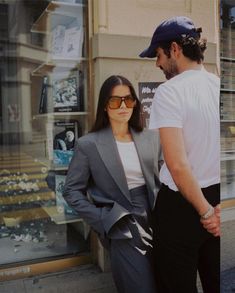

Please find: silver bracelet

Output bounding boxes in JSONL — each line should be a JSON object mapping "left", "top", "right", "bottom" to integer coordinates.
{"left": 200, "top": 205, "right": 214, "bottom": 220}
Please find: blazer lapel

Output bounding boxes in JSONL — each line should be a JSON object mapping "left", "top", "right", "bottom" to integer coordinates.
{"left": 131, "top": 129, "right": 155, "bottom": 207}
{"left": 95, "top": 127, "right": 131, "bottom": 202}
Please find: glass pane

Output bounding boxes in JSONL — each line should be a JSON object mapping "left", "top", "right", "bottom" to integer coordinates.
{"left": 221, "top": 122, "right": 235, "bottom": 200}
{"left": 221, "top": 0, "right": 235, "bottom": 201}
{"left": 0, "top": 0, "right": 89, "bottom": 266}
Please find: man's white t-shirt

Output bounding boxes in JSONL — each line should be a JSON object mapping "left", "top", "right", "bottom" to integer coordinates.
{"left": 149, "top": 68, "right": 220, "bottom": 191}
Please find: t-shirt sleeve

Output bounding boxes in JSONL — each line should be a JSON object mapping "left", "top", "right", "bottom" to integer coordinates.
{"left": 149, "top": 83, "right": 183, "bottom": 129}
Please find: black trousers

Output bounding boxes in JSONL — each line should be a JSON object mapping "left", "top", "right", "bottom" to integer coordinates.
{"left": 153, "top": 184, "right": 220, "bottom": 293}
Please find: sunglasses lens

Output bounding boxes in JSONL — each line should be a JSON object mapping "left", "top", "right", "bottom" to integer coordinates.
{"left": 108, "top": 97, "right": 122, "bottom": 109}
{"left": 125, "top": 96, "right": 136, "bottom": 108}
{"left": 108, "top": 95, "right": 136, "bottom": 109}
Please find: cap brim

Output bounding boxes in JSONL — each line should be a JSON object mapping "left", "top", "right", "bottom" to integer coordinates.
{"left": 139, "top": 45, "right": 157, "bottom": 58}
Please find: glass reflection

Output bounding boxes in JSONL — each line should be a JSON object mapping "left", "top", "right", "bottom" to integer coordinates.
{"left": 0, "top": 0, "right": 89, "bottom": 266}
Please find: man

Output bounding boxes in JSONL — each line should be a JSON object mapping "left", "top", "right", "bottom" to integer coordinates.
{"left": 139, "top": 16, "right": 220, "bottom": 293}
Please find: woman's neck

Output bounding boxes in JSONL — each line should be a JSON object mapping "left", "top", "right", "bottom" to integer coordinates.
{"left": 111, "top": 123, "right": 132, "bottom": 142}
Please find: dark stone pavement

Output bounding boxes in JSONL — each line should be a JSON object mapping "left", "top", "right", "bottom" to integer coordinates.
{"left": 221, "top": 210, "right": 235, "bottom": 293}
{"left": 221, "top": 268, "right": 235, "bottom": 293}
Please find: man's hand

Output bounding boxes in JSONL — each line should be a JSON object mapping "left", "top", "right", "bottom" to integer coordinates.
{"left": 200, "top": 204, "right": 220, "bottom": 237}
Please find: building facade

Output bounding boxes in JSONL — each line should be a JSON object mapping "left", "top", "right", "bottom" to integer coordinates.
{"left": 220, "top": 0, "right": 235, "bottom": 216}
{"left": 0, "top": 0, "right": 223, "bottom": 282}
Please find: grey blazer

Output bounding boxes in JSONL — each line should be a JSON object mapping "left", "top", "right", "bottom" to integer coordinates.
{"left": 63, "top": 126, "right": 162, "bottom": 241}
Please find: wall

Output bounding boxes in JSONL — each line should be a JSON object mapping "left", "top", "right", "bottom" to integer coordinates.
{"left": 91, "top": 0, "right": 219, "bottom": 111}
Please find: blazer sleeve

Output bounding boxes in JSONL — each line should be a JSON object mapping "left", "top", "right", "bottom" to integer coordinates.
{"left": 63, "top": 139, "right": 107, "bottom": 237}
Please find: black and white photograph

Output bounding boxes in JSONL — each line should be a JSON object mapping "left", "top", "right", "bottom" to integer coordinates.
{"left": 52, "top": 120, "right": 80, "bottom": 167}
{"left": 52, "top": 76, "right": 77, "bottom": 112}
{"left": 52, "top": 72, "right": 84, "bottom": 112}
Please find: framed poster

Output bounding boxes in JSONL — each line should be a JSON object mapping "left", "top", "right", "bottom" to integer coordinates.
{"left": 138, "top": 82, "right": 162, "bottom": 128}
{"left": 52, "top": 71, "right": 84, "bottom": 112}
{"left": 52, "top": 120, "right": 81, "bottom": 167}
{"left": 62, "top": 26, "right": 84, "bottom": 59}
{"left": 51, "top": 25, "right": 66, "bottom": 57}
{"left": 51, "top": 25, "right": 84, "bottom": 59}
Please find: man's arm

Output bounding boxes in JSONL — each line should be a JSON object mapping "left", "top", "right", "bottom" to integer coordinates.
{"left": 159, "top": 127, "right": 220, "bottom": 236}
{"left": 201, "top": 204, "right": 220, "bottom": 236}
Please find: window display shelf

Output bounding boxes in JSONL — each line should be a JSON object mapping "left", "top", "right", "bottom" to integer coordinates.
{"left": 48, "top": 165, "right": 68, "bottom": 171}
{"left": 33, "top": 112, "right": 88, "bottom": 120}
{"left": 220, "top": 88, "right": 235, "bottom": 93}
{"left": 31, "top": 1, "right": 85, "bottom": 33}
{"left": 32, "top": 58, "right": 87, "bottom": 76}
{"left": 221, "top": 119, "right": 235, "bottom": 122}
{"left": 0, "top": 207, "right": 51, "bottom": 226}
{"left": 221, "top": 57, "right": 235, "bottom": 62}
{"left": 29, "top": 0, "right": 89, "bottom": 227}
{"left": 221, "top": 150, "right": 235, "bottom": 161}
{"left": 0, "top": 191, "right": 54, "bottom": 205}
{"left": 42, "top": 206, "right": 83, "bottom": 225}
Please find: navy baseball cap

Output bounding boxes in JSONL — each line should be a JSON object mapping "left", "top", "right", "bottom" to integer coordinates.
{"left": 139, "top": 16, "right": 200, "bottom": 58}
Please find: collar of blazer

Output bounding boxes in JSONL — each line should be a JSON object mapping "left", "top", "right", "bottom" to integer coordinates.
{"left": 95, "top": 126, "right": 155, "bottom": 204}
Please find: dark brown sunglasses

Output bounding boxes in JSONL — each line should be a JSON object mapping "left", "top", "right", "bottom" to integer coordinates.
{"left": 107, "top": 95, "right": 136, "bottom": 109}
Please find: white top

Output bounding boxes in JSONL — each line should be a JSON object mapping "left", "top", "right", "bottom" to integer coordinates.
{"left": 149, "top": 68, "right": 220, "bottom": 191}
{"left": 116, "top": 140, "right": 145, "bottom": 190}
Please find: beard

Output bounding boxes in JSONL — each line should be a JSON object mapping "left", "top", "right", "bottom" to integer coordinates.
{"left": 162, "top": 59, "right": 179, "bottom": 80}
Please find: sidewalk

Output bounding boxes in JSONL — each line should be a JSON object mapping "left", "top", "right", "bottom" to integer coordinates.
{"left": 0, "top": 264, "right": 117, "bottom": 293}
{"left": 221, "top": 208, "right": 235, "bottom": 292}
{"left": 1, "top": 210, "right": 234, "bottom": 293}
{"left": 0, "top": 263, "right": 204, "bottom": 293}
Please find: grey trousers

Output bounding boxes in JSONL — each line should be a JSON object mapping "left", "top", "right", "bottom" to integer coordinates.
{"left": 109, "top": 185, "right": 156, "bottom": 293}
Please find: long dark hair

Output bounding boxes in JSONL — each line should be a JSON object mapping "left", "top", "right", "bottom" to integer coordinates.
{"left": 90, "top": 75, "right": 143, "bottom": 132}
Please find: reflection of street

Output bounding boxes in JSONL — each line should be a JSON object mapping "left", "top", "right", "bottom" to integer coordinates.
{"left": 221, "top": 177, "right": 235, "bottom": 200}
{"left": 0, "top": 145, "right": 88, "bottom": 266}
{"left": 0, "top": 148, "right": 54, "bottom": 221}
{"left": 0, "top": 146, "right": 54, "bottom": 265}
{"left": 220, "top": 150, "right": 235, "bottom": 291}
{"left": 221, "top": 153, "right": 235, "bottom": 200}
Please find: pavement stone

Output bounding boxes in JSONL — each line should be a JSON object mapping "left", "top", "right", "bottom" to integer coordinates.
{"left": 221, "top": 213, "right": 235, "bottom": 292}
{"left": 0, "top": 265, "right": 117, "bottom": 293}
{"left": 221, "top": 267, "right": 235, "bottom": 293}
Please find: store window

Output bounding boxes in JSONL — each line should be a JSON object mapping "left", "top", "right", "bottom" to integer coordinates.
{"left": 221, "top": 0, "right": 235, "bottom": 202}
{"left": 0, "top": 0, "right": 90, "bottom": 269}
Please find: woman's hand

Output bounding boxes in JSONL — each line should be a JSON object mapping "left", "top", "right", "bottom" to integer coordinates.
{"left": 200, "top": 204, "right": 220, "bottom": 237}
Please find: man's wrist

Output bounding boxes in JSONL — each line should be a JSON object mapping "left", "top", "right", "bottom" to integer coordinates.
{"left": 200, "top": 205, "right": 214, "bottom": 220}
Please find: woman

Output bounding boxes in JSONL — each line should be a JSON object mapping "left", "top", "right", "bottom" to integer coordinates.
{"left": 63, "top": 75, "right": 161, "bottom": 293}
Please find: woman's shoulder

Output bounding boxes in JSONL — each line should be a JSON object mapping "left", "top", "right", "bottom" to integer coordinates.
{"left": 76, "top": 132, "right": 98, "bottom": 148}
{"left": 76, "top": 128, "right": 110, "bottom": 146}
{"left": 140, "top": 129, "right": 161, "bottom": 149}
{"left": 135, "top": 128, "right": 159, "bottom": 139}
